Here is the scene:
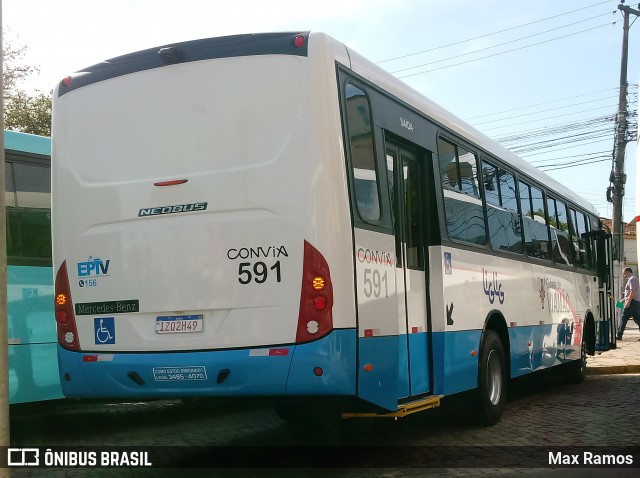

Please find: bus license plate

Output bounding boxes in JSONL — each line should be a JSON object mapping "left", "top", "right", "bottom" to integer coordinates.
{"left": 155, "top": 315, "right": 203, "bottom": 334}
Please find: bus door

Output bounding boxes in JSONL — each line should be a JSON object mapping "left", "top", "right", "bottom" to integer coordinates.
{"left": 590, "top": 229, "right": 615, "bottom": 350}
{"left": 385, "top": 137, "right": 430, "bottom": 398}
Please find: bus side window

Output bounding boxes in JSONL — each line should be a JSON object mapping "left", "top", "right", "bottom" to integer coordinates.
{"left": 483, "top": 161, "right": 523, "bottom": 254}
{"left": 438, "top": 137, "right": 486, "bottom": 245}
{"left": 6, "top": 161, "right": 52, "bottom": 265}
{"left": 572, "top": 208, "right": 590, "bottom": 269}
{"left": 345, "top": 83, "right": 381, "bottom": 223}
{"left": 519, "top": 181, "right": 551, "bottom": 260}
{"left": 555, "top": 200, "right": 575, "bottom": 266}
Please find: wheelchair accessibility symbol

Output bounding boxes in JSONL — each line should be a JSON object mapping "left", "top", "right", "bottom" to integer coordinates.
{"left": 94, "top": 317, "right": 115, "bottom": 344}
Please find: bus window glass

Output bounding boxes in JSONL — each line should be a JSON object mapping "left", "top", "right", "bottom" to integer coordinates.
{"left": 14, "top": 163, "right": 50, "bottom": 209}
{"left": 345, "top": 84, "right": 380, "bottom": 222}
{"left": 439, "top": 139, "right": 457, "bottom": 189}
{"left": 519, "top": 181, "right": 550, "bottom": 260}
{"left": 499, "top": 170, "right": 518, "bottom": 213}
{"left": 403, "top": 158, "right": 423, "bottom": 269}
{"left": 483, "top": 162, "right": 500, "bottom": 207}
{"left": 7, "top": 162, "right": 52, "bottom": 264}
{"left": 546, "top": 197, "right": 562, "bottom": 263}
{"left": 457, "top": 147, "right": 479, "bottom": 197}
{"left": 5, "top": 162, "right": 15, "bottom": 207}
{"left": 572, "top": 209, "right": 590, "bottom": 269}
{"left": 483, "top": 161, "right": 523, "bottom": 253}
{"left": 554, "top": 201, "right": 575, "bottom": 266}
{"left": 439, "top": 138, "right": 486, "bottom": 245}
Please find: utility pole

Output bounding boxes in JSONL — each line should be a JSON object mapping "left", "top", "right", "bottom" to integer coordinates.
{"left": 611, "top": 1, "right": 640, "bottom": 262}
{"left": 0, "top": 2, "right": 10, "bottom": 477}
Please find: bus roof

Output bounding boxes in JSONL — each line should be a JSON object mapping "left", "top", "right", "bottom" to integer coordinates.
{"left": 4, "top": 130, "right": 51, "bottom": 158}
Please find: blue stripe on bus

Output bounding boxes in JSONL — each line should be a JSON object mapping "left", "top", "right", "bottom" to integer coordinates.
{"left": 432, "top": 330, "right": 482, "bottom": 396}
{"left": 285, "top": 329, "right": 356, "bottom": 395}
{"left": 509, "top": 324, "right": 580, "bottom": 377}
{"left": 398, "top": 333, "right": 430, "bottom": 398}
{"left": 58, "top": 329, "right": 357, "bottom": 398}
{"left": 408, "top": 332, "right": 429, "bottom": 395}
{"left": 357, "top": 334, "right": 400, "bottom": 411}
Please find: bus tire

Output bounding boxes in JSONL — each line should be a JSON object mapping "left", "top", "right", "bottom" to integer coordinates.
{"left": 564, "top": 339, "right": 587, "bottom": 384}
{"left": 475, "top": 330, "right": 507, "bottom": 425}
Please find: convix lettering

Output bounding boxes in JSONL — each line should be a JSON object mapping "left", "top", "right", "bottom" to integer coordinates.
{"left": 357, "top": 248, "right": 394, "bottom": 266}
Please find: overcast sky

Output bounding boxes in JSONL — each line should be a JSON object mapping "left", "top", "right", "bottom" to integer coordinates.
{"left": 4, "top": 0, "right": 639, "bottom": 221}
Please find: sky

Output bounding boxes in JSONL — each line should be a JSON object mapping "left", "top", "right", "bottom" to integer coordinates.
{"left": 3, "top": 0, "right": 639, "bottom": 222}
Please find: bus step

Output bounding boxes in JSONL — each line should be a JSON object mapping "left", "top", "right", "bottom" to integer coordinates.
{"left": 341, "top": 395, "right": 443, "bottom": 420}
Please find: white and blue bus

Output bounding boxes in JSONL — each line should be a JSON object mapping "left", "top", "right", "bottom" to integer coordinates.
{"left": 5, "top": 130, "right": 64, "bottom": 404}
{"left": 51, "top": 32, "right": 613, "bottom": 424}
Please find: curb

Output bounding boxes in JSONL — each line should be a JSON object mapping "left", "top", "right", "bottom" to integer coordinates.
{"left": 586, "top": 365, "right": 640, "bottom": 375}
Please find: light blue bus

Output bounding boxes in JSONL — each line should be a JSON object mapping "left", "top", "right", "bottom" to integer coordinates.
{"left": 5, "top": 130, "right": 63, "bottom": 404}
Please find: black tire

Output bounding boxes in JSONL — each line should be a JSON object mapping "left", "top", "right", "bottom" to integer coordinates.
{"left": 475, "top": 330, "right": 507, "bottom": 425}
{"left": 564, "top": 339, "right": 587, "bottom": 384}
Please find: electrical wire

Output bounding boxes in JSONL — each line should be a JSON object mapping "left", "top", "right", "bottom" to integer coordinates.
{"left": 465, "top": 87, "right": 621, "bottom": 121}
{"left": 376, "top": 0, "right": 614, "bottom": 64}
{"left": 391, "top": 14, "right": 615, "bottom": 75}
{"left": 397, "top": 23, "right": 616, "bottom": 78}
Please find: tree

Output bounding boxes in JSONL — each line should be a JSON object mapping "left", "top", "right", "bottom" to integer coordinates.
{"left": 3, "top": 34, "right": 51, "bottom": 136}
{"left": 4, "top": 90, "right": 51, "bottom": 136}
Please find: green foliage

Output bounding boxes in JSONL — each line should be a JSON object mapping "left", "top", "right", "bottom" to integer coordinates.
{"left": 3, "top": 34, "right": 52, "bottom": 136}
{"left": 4, "top": 89, "right": 51, "bottom": 136}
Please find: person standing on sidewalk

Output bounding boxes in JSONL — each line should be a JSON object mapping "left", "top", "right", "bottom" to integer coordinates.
{"left": 617, "top": 267, "right": 640, "bottom": 340}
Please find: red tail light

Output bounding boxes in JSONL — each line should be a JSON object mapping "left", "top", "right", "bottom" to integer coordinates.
{"left": 296, "top": 241, "right": 333, "bottom": 343}
{"left": 55, "top": 261, "right": 80, "bottom": 351}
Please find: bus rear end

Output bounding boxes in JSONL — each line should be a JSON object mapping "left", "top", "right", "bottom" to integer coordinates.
{"left": 52, "top": 32, "right": 357, "bottom": 401}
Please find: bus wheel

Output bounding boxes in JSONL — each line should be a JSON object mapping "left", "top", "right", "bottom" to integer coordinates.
{"left": 475, "top": 330, "right": 507, "bottom": 425}
{"left": 564, "top": 339, "right": 587, "bottom": 384}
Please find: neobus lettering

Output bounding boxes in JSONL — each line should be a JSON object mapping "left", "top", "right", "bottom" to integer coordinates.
{"left": 227, "top": 246, "right": 288, "bottom": 260}
{"left": 138, "top": 202, "right": 207, "bottom": 217}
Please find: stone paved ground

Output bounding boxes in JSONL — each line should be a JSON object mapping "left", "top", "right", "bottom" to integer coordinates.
{"left": 7, "top": 372, "right": 640, "bottom": 478}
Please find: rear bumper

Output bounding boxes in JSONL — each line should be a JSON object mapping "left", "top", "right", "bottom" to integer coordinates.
{"left": 57, "top": 329, "right": 357, "bottom": 398}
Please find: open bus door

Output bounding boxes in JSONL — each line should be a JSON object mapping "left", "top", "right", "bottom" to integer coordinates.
{"left": 588, "top": 230, "right": 615, "bottom": 351}
{"left": 349, "top": 138, "right": 433, "bottom": 412}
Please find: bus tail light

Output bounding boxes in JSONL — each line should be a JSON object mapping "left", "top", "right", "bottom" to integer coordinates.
{"left": 55, "top": 261, "right": 80, "bottom": 351}
{"left": 296, "top": 241, "right": 333, "bottom": 343}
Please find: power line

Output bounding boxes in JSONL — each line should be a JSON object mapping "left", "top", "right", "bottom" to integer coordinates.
{"left": 397, "top": 23, "right": 616, "bottom": 78}
{"left": 496, "top": 117, "right": 614, "bottom": 143}
{"left": 540, "top": 157, "right": 610, "bottom": 172}
{"left": 528, "top": 150, "right": 611, "bottom": 164}
{"left": 376, "top": 0, "right": 614, "bottom": 64}
{"left": 472, "top": 96, "right": 619, "bottom": 126}
{"left": 516, "top": 138, "right": 616, "bottom": 157}
{"left": 465, "top": 87, "right": 621, "bottom": 120}
{"left": 391, "top": 13, "right": 615, "bottom": 75}
{"left": 479, "top": 104, "right": 620, "bottom": 132}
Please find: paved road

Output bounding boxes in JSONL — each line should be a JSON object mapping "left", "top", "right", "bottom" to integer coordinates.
{"left": 6, "top": 371, "right": 640, "bottom": 477}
